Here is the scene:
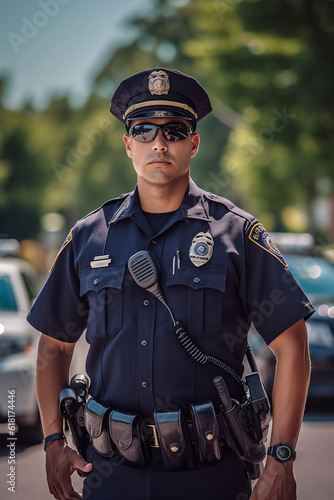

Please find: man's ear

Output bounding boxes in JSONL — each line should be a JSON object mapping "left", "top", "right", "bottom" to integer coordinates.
{"left": 190, "top": 133, "right": 200, "bottom": 158}
{"left": 123, "top": 134, "right": 132, "bottom": 158}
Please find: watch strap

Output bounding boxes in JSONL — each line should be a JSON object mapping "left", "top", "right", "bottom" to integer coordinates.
{"left": 267, "top": 442, "right": 296, "bottom": 463}
{"left": 44, "top": 432, "right": 67, "bottom": 451}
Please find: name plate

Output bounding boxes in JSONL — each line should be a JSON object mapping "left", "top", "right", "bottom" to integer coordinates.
{"left": 90, "top": 255, "right": 112, "bottom": 268}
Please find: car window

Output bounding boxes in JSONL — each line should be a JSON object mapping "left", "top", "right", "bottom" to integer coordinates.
{"left": 0, "top": 275, "right": 18, "bottom": 311}
{"left": 286, "top": 255, "right": 334, "bottom": 296}
{"left": 21, "top": 271, "right": 39, "bottom": 304}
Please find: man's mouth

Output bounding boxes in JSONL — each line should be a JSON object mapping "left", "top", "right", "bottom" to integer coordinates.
{"left": 148, "top": 158, "right": 171, "bottom": 165}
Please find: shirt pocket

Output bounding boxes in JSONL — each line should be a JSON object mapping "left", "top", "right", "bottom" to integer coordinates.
{"left": 166, "top": 262, "right": 227, "bottom": 338}
{"left": 79, "top": 265, "right": 125, "bottom": 339}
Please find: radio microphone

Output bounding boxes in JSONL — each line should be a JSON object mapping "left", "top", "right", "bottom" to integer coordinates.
{"left": 127, "top": 250, "right": 176, "bottom": 325}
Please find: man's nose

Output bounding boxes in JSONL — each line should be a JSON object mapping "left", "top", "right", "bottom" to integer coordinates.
{"left": 152, "top": 129, "right": 168, "bottom": 152}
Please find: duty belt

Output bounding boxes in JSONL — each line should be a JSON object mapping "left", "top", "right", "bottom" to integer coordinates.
{"left": 60, "top": 371, "right": 270, "bottom": 479}
{"left": 82, "top": 397, "right": 266, "bottom": 476}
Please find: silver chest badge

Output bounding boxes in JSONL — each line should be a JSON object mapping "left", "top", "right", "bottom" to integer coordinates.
{"left": 189, "top": 232, "right": 214, "bottom": 267}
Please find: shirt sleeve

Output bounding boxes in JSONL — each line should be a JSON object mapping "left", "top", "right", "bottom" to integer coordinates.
{"left": 27, "top": 229, "right": 87, "bottom": 343}
{"left": 241, "top": 221, "right": 314, "bottom": 345}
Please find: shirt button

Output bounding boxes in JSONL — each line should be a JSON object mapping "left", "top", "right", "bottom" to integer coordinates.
{"left": 93, "top": 279, "right": 99, "bottom": 285}
{"left": 194, "top": 277, "right": 201, "bottom": 284}
{"left": 141, "top": 381, "right": 148, "bottom": 388}
{"left": 143, "top": 299, "right": 150, "bottom": 306}
{"left": 141, "top": 340, "right": 148, "bottom": 347}
{"left": 152, "top": 239, "right": 158, "bottom": 244}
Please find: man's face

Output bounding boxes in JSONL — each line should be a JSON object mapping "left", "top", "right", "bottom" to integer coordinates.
{"left": 123, "top": 118, "right": 200, "bottom": 187}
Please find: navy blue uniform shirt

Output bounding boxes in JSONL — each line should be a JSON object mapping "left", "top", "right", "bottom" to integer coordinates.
{"left": 27, "top": 179, "right": 314, "bottom": 416}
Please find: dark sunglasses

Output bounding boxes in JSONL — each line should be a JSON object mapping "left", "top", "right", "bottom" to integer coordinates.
{"left": 129, "top": 122, "right": 194, "bottom": 142}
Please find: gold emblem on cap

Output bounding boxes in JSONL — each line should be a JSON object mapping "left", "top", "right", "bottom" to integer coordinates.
{"left": 189, "top": 232, "right": 214, "bottom": 267}
{"left": 148, "top": 70, "right": 170, "bottom": 95}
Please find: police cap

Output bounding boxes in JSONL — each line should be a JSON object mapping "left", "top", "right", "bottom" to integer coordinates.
{"left": 110, "top": 67, "right": 212, "bottom": 130}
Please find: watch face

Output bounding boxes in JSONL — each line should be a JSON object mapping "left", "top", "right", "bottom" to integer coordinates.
{"left": 277, "top": 445, "right": 292, "bottom": 461}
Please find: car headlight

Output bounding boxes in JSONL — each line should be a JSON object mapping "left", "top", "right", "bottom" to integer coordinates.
{"left": 306, "top": 321, "right": 334, "bottom": 349}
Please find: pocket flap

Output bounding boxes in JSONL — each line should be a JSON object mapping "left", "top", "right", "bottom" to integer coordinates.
{"left": 166, "top": 262, "right": 227, "bottom": 292}
{"left": 84, "top": 398, "right": 111, "bottom": 438}
{"left": 190, "top": 401, "right": 219, "bottom": 444}
{"left": 109, "top": 410, "right": 137, "bottom": 450}
{"left": 79, "top": 264, "right": 125, "bottom": 296}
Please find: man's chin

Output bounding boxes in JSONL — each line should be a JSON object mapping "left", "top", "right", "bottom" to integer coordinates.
{"left": 141, "top": 172, "right": 186, "bottom": 187}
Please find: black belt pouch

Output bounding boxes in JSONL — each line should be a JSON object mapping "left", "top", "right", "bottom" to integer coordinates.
{"left": 190, "top": 401, "right": 222, "bottom": 464}
{"left": 84, "top": 398, "right": 115, "bottom": 458}
{"left": 154, "top": 409, "right": 194, "bottom": 471}
{"left": 109, "top": 410, "right": 148, "bottom": 467}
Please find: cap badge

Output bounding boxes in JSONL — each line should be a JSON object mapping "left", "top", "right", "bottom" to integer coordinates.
{"left": 189, "top": 232, "right": 214, "bottom": 267}
{"left": 148, "top": 70, "right": 170, "bottom": 95}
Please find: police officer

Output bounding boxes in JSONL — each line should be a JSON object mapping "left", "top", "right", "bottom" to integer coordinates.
{"left": 28, "top": 68, "right": 313, "bottom": 500}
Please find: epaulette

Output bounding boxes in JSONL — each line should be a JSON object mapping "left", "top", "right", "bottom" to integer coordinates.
{"left": 49, "top": 192, "right": 132, "bottom": 273}
{"left": 203, "top": 191, "right": 257, "bottom": 231}
{"left": 80, "top": 192, "right": 131, "bottom": 222}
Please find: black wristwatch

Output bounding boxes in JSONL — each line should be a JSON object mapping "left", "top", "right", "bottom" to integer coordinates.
{"left": 267, "top": 443, "right": 296, "bottom": 463}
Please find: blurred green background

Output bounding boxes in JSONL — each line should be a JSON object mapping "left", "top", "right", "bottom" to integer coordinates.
{"left": 1, "top": 0, "right": 334, "bottom": 271}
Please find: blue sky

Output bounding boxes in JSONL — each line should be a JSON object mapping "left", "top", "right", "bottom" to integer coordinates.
{"left": 0, "top": 0, "right": 154, "bottom": 109}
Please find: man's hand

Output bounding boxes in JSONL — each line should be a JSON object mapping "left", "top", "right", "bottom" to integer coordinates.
{"left": 45, "top": 439, "right": 93, "bottom": 500}
{"left": 250, "top": 458, "right": 296, "bottom": 500}
{"left": 250, "top": 319, "right": 310, "bottom": 499}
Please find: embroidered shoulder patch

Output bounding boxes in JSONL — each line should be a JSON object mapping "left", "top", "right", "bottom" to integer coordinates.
{"left": 49, "top": 229, "right": 73, "bottom": 273}
{"left": 249, "top": 223, "right": 288, "bottom": 267}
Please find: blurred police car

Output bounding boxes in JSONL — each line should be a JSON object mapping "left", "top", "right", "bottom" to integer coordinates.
{"left": 287, "top": 254, "right": 334, "bottom": 399}
{"left": 0, "top": 241, "right": 43, "bottom": 443}
{"left": 251, "top": 234, "right": 334, "bottom": 401}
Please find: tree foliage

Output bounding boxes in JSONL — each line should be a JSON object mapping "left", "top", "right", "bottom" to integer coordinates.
{"left": 1, "top": 0, "right": 333, "bottom": 241}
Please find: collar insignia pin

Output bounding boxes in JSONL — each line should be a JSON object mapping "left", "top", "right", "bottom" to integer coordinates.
{"left": 189, "top": 232, "right": 214, "bottom": 267}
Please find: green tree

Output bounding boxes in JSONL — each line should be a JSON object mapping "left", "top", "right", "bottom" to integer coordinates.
{"left": 0, "top": 107, "right": 50, "bottom": 239}
{"left": 2, "top": 0, "right": 334, "bottom": 241}
{"left": 96, "top": 0, "right": 334, "bottom": 235}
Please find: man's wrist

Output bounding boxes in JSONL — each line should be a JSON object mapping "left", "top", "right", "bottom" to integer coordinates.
{"left": 266, "top": 455, "right": 294, "bottom": 473}
{"left": 44, "top": 432, "right": 67, "bottom": 451}
{"left": 267, "top": 442, "right": 296, "bottom": 463}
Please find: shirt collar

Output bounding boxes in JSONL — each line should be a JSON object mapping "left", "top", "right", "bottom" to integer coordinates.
{"left": 180, "top": 178, "right": 211, "bottom": 222}
{"left": 109, "top": 178, "right": 211, "bottom": 225}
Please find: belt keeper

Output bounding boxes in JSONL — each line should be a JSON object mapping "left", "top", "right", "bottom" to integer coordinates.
{"left": 44, "top": 432, "right": 67, "bottom": 451}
